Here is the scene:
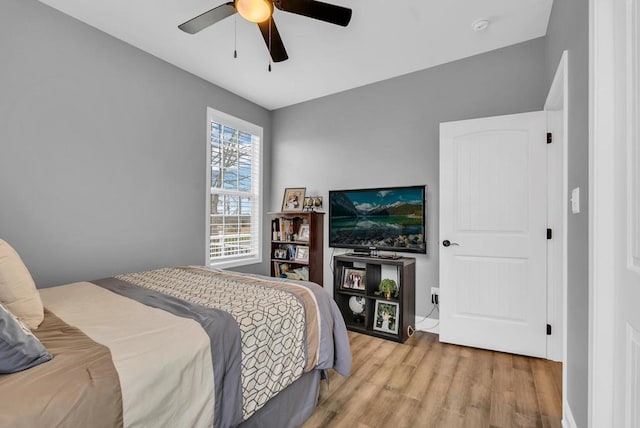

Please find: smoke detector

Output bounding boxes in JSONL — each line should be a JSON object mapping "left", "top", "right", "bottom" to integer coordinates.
{"left": 472, "top": 18, "right": 490, "bottom": 32}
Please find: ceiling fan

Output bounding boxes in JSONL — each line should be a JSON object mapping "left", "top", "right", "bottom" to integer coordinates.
{"left": 178, "top": 0, "right": 352, "bottom": 63}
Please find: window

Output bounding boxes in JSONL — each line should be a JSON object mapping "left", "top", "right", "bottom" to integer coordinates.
{"left": 206, "top": 107, "right": 262, "bottom": 268}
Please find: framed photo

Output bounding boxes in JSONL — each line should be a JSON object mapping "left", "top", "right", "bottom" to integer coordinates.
{"left": 297, "top": 224, "right": 310, "bottom": 242}
{"left": 281, "top": 187, "right": 306, "bottom": 212}
{"left": 295, "top": 245, "right": 309, "bottom": 262}
{"left": 274, "top": 248, "right": 288, "bottom": 259}
{"left": 373, "top": 300, "right": 399, "bottom": 335}
{"left": 341, "top": 267, "right": 366, "bottom": 291}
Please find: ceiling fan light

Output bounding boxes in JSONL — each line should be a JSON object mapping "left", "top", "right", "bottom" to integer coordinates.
{"left": 235, "top": 0, "right": 273, "bottom": 23}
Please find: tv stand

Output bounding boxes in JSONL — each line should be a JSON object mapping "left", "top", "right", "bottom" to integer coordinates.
{"left": 333, "top": 254, "right": 415, "bottom": 342}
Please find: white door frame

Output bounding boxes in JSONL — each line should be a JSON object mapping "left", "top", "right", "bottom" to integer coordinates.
{"left": 544, "top": 51, "right": 570, "bottom": 428}
{"left": 544, "top": 50, "right": 568, "bottom": 365}
{"left": 589, "top": 0, "right": 617, "bottom": 426}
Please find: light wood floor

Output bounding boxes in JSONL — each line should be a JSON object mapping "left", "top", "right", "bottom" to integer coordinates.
{"left": 302, "top": 331, "right": 562, "bottom": 428}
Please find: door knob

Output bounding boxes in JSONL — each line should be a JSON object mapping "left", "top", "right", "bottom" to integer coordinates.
{"left": 442, "top": 240, "right": 459, "bottom": 247}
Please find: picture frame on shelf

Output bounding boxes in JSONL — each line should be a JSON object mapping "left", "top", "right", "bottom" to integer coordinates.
{"left": 295, "top": 245, "right": 309, "bottom": 262}
{"left": 373, "top": 300, "right": 399, "bottom": 335}
{"left": 303, "top": 196, "right": 313, "bottom": 211}
{"left": 297, "top": 224, "right": 310, "bottom": 242}
{"left": 274, "top": 248, "right": 288, "bottom": 260}
{"left": 281, "top": 187, "right": 306, "bottom": 212}
{"left": 287, "top": 244, "right": 296, "bottom": 260}
{"left": 341, "top": 267, "right": 366, "bottom": 291}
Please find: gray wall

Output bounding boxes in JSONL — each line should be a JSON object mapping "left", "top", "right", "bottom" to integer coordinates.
{"left": 0, "top": 0, "right": 272, "bottom": 287}
{"left": 1, "top": 1, "right": 589, "bottom": 423}
{"left": 271, "top": 38, "right": 548, "bottom": 315}
{"left": 545, "top": 0, "right": 589, "bottom": 426}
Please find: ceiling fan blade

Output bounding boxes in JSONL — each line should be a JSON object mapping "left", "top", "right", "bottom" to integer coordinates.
{"left": 179, "top": 2, "right": 236, "bottom": 34}
{"left": 275, "top": 0, "right": 352, "bottom": 27}
{"left": 257, "top": 19, "right": 289, "bottom": 63}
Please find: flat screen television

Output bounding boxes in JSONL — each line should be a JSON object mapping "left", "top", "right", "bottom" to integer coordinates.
{"left": 329, "top": 185, "right": 426, "bottom": 254}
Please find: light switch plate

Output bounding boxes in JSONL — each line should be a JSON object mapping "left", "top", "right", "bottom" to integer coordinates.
{"left": 571, "top": 187, "right": 580, "bottom": 214}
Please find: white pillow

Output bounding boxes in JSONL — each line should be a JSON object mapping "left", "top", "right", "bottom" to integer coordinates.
{"left": 0, "top": 240, "right": 44, "bottom": 329}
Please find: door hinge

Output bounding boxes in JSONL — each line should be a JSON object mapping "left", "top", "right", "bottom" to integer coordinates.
{"left": 547, "top": 132, "right": 552, "bottom": 144}
{"left": 547, "top": 324, "right": 552, "bottom": 335}
{"left": 547, "top": 228, "right": 553, "bottom": 240}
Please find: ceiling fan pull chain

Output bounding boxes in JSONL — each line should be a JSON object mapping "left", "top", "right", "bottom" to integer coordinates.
{"left": 234, "top": 15, "right": 238, "bottom": 58}
{"left": 268, "top": 17, "right": 272, "bottom": 72}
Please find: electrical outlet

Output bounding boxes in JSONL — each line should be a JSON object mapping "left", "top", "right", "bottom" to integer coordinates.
{"left": 430, "top": 287, "right": 440, "bottom": 304}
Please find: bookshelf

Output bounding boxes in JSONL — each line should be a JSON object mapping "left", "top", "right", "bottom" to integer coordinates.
{"left": 269, "top": 212, "right": 324, "bottom": 286}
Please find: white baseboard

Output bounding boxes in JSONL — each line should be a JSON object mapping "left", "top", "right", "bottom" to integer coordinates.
{"left": 562, "top": 400, "right": 577, "bottom": 428}
{"left": 415, "top": 317, "right": 439, "bottom": 334}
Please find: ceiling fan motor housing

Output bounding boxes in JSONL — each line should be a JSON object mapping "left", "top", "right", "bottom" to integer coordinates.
{"left": 235, "top": 0, "right": 273, "bottom": 23}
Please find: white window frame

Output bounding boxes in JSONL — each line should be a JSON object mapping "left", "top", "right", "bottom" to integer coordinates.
{"left": 206, "top": 107, "right": 263, "bottom": 269}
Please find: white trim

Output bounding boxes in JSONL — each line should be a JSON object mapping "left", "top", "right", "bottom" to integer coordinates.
{"left": 626, "top": 0, "right": 640, "bottom": 276}
{"left": 625, "top": 323, "right": 640, "bottom": 427}
{"left": 415, "top": 316, "right": 440, "bottom": 334}
{"left": 562, "top": 401, "right": 578, "bottom": 428}
{"left": 589, "top": 0, "right": 617, "bottom": 426}
{"left": 206, "top": 110, "right": 212, "bottom": 265}
{"left": 205, "top": 107, "right": 263, "bottom": 269}
{"left": 544, "top": 50, "right": 568, "bottom": 364}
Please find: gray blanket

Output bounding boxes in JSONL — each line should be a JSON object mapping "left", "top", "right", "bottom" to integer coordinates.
{"left": 92, "top": 267, "right": 351, "bottom": 428}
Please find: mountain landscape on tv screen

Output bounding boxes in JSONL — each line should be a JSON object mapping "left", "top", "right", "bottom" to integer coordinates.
{"left": 330, "top": 189, "right": 425, "bottom": 252}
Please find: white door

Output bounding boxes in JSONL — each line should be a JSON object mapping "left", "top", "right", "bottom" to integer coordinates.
{"left": 593, "top": 0, "right": 640, "bottom": 425}
{"left": 439, "top": 111, "right": 547, "bottom": 358}
{"left": 616, "top": 1, "right": 640, "bottom": 425}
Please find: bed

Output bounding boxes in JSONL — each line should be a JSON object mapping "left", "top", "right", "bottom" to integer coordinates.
{"left": 0, "top": 265, "right": 351, "bottom": 428}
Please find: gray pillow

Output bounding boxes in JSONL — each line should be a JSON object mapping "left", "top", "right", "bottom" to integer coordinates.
{"left": 0, "top": 303, "right": 52, "bottom": 374}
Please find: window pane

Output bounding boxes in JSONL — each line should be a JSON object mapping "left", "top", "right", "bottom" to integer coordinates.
{"left": 239, "top": 131, "right": 251, "bottom": 145}
{"left": 211, "top": 194, "right": 224, "bottom": 215}
{"left": 240, "top": 217, "right": 251, "bottom": 235}
{"left": 208, "top": 114, "right": 260, "bottom": 264}
{"left": 224, "top": 218, "right": 240, "bottom": 235}
{"left": 223, "top": 126, "right": 235, "bottom": 144}
{"left": 211, "top": 123, "right": 221, "bottom": 142}
{"left": 210, "top": 236, "right": 223, "bottom": 258}
{"left": 211, "top": 166, "right": 221, "bottom": 188}
{"left": 210, "top": 215, "right": 223, "bottom": 236}
{"left": 211, "top": 123, "right": 222, "bottom": 189}
{"left": 223, "top": 168, "right": 238, "bottom": 190}
{"left": 240, "top": 197, "right": 252, "bottom": 216}
{"left": 222, "top": 143, "right": 238, "bottom": 190}
{"left": 224, "top": 195, "right": 239, "bottom": 215}
{"left": 238, "top": 151, "right": 251, "bottom": 191}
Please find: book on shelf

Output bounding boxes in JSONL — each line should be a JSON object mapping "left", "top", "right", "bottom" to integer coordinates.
{"left": 273, "top": 262, "right": 309, "bottom": 281}
{"left": 280, "top": 218, "right": 294, "bottom": 241}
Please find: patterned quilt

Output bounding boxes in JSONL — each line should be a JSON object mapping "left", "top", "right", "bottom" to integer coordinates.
{"left": 113, "top": 267, "right": 332, "bottom": 421}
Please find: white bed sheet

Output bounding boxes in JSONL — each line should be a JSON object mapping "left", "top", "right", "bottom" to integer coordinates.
{"left": 40, "top": 282, "right": 215, "bottom": 428}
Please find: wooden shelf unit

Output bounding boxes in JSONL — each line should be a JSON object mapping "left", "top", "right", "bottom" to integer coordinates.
{"left": 269, "top": 212, "right": 324, "bottom": 286}
{"left": 333, "top": 254, "right": 415, "bottom": 342}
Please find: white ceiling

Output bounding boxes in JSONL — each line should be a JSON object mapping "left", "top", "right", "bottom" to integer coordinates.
{"left": 38, "top": 0, "right": 553, "bottom": 110}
